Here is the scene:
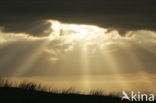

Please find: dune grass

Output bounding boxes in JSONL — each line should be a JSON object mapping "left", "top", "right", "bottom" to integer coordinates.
{"left": 0, "top": 78, "right": 105, "bottom": 95}
{"left": 0, "top": 78, "right": 155, "bottom": 103}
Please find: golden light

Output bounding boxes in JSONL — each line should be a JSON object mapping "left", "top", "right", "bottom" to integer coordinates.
{"left": 46, "top": 20, "right": 136, "bottom": 91}
{"left": 48, "top": 20, "right": 107, "bottom": 41}
{"left": 1, "top": 20, "right": 155, "bottom": 93}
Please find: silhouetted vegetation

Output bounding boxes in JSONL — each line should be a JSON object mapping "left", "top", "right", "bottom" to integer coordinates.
{"left": 0, "top": 79, "right": 155, "bottom": 103}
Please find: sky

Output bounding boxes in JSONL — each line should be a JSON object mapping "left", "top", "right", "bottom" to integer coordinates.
{"left": 0, "top": 0, "right": 156, "bottom": 93}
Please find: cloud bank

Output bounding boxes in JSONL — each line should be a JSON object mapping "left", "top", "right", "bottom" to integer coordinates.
{"left": 0, "top": 21, "right": 156, "bottom": 77}
{"left": 0, "top": 0, "right": 156, "bottom": 36}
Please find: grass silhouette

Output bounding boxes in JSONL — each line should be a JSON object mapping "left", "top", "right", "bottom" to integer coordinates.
{"left": 0, "top": 79, "right": 155, "bottom": 103}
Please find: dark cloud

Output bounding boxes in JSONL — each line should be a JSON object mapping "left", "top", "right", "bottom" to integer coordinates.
{"left": 0, "top": 0, "right": 156, "bottom": 36}
{"left": 0, "top": 19, "right": 52, "bottom": 36}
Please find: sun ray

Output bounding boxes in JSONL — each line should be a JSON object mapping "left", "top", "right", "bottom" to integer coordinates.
{"left": 13, "top": 40, "right": 50, "bottom": 76}
{"left": 97, "top": 45, "right": 130, "bottom": 91}
{"left": 80, "top": 44, "right": 91, "bottom": 90}
{"left": 118, "top": 42, "right": 155, "bottom": 91}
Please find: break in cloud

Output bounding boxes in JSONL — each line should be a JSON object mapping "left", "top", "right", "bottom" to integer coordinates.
{"left": 0, "top": 21, "right": 156, "bottom": 77}
{"left": 0, "top": 0, "right": 156, "bottom": 36}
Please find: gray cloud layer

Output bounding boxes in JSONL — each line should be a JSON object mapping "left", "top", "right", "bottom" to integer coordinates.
{"left": 0, "top": 0, "right": 156, "bottom": 36}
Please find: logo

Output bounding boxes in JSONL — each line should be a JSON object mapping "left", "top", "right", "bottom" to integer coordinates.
{"left": 121, "top": 91, "right": 155, "bottom": 102}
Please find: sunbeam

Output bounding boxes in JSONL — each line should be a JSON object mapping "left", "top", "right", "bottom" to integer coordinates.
{"left": 0, "top": 19, "right": 156, "bottom": 94}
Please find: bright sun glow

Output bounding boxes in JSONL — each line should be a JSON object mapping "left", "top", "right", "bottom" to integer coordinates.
{"left": 48, "top": 20, "right": 107, "bottom": 40}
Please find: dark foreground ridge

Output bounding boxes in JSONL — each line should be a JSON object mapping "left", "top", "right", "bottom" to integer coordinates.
{"left": 0, "top": 87, "right": 156, "bottom": 103}
{"left": 0, "top": 86, "right": 121, "bottom": 103}
{"left": 0, "top": 80, "right": 155, "bottom": 103}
